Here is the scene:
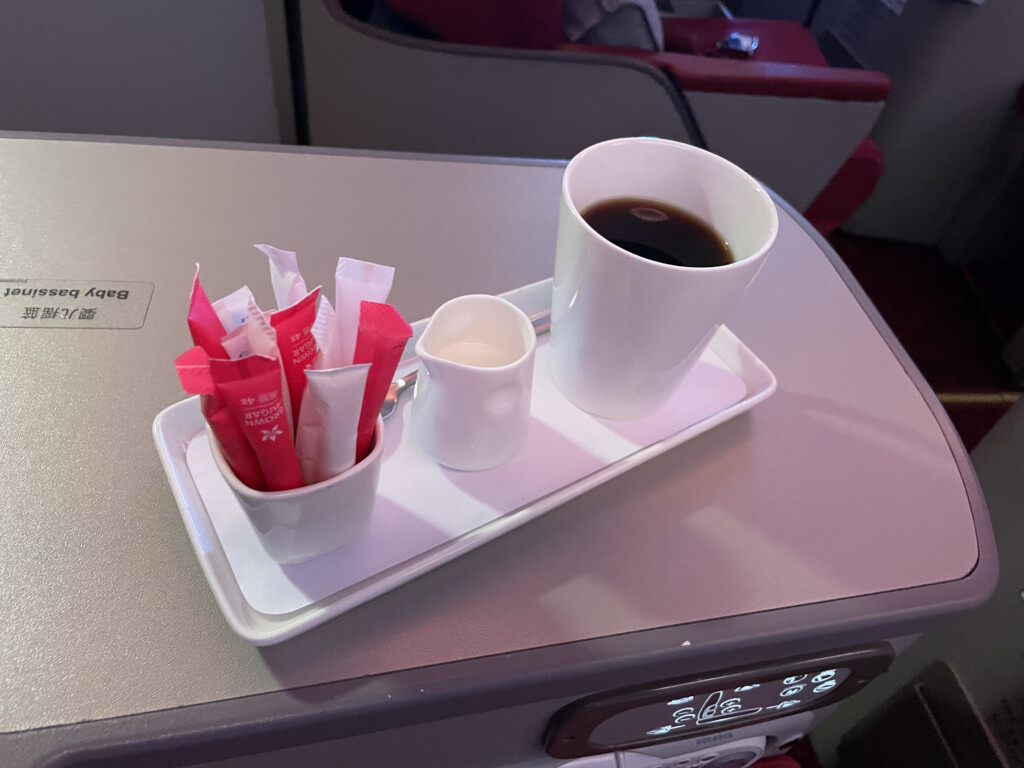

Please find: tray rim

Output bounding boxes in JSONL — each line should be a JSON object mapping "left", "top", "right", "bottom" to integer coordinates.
{"left": 153, "top": 279, "right": 777, "bottom": 645}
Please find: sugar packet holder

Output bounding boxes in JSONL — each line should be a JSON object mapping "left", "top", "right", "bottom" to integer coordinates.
{"left": 175, "top": 251, "right": 410, "bottom": 563}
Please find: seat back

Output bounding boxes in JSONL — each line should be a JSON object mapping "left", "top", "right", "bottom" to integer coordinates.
{"left": 306, "top": 0, "right": 885, "bottom": 230}
{"left": 384, "top": 0, "right": 565, "bottom": 49}
{"left": 303, "top": 0, "right": 697, "bottom": 159}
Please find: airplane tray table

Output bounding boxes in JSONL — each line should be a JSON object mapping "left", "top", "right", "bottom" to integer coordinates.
{"left": 0, "top": 135, "right": 995, "bottom": 768}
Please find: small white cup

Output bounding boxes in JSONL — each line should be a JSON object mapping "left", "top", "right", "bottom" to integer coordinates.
{"left": 411, "top": 295, "right": 536, "bottom": 471}
{"left": 209, "top": 417, "right": 384, "bottom": 565}
{"left": 551, "top": 137, "right": 779, "bottom": 420}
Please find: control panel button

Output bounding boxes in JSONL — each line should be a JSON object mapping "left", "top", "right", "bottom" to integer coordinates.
{"left": 693, "top": 755, "right": 720, "bottom": 767}
{"left": 543, "top": 646, "right": 893, "bottom": 759}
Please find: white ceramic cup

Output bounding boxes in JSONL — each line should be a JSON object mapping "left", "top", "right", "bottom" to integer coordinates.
{"left": 209, "top": 417, "right": 384, "bottom": 565}
{"left": 411, "top": 295, "right": 536, "bottom": 471}
{"left": 550, "top": 137, "right": 779, "bottom": 420}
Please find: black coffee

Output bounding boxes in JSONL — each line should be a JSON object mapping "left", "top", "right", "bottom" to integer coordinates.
{"left": 581, "top": 197, "right": 733, "bottom": 268}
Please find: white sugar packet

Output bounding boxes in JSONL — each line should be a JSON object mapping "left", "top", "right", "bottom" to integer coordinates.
{"left": 295, "top": 364, "right": 370, "bottom": 485}
{"left": 220, "top": 298, "right": 276, "bottom": 360}
{"left": 298, "top": 296, "right": 370, "bottom": 484}
{"left": 311, "top": 297, "right": 344, "bottom": 370}
{"left": 211, "top": 286, "right": 256, "bottom": 332}
{"left": 256, "top": 244, "right": 308, "bottom": 310}
{"left": 335, "top": 258, "right": 395, "bottom": 366}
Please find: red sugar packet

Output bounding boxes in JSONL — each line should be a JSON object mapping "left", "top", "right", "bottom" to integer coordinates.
{"left": 174, "top": 346, "right": 267, "bottom": 491}
{"left": 183, "top": 274, "right": 269, "bottom": 491}
{"left": 352, "top": 301, "right": 412, "bottom": 461}
{"left": 187, "top": 266, "right": 229, "bottom": 359}
{"left": 209, "top": 354, "right": 305, "bottom": 491}
{"left": 203, "top": 396, "right": 269, "bottom": 490}
{"left": 174, "top": 346, "right": 216, "bottom": 396}
{"left": 268, "top": 287, "right": 320, "bottom": 428}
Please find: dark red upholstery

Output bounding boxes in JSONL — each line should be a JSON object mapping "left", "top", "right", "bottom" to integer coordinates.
{"left": 385, "top": 0, "right": 564, "bottom": 49}
{"left": 803, "top": 137, "right": 885, "bottom": 236}
{"left": 561, "top": 18, "right": 889, "bottom": 234}
{"left": 381, "top": 5, "right": 890, "bottom": 102}
{"left": 650, "top": 54, "right": 889, "bottom": 101}
{"left": 559, "top": 42, "right": 890, "bottom": 101}
{"left": 662, "top": 18, "right": 829, "bottom": 65}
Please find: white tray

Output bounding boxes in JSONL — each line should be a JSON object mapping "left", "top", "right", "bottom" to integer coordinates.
{"left": 153, "top": 278, "right": 776, "bottom": 645}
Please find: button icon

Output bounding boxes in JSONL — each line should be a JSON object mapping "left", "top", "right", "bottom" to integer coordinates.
{"left": 668, "top": 696, "right": 695, "bottom": 706}
{"left": 811, "top": 670, "right": 836, "bottom": 684}
{"left": 674, "top": 707, "right": 696, "bottom": 723}
{"left": 813, "top": 680, "right": 837, "bottom": 693}
{"left": 781, "top": 685, "right": 805, "bottom": 697}
{"left": 783, "top": 675, "right": 807, "bottom": 685}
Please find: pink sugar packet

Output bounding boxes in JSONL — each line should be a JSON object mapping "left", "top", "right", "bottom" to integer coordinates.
{"left": 335, "top": 258, "right": 395, "bottom": 366}
{"left": 174, "top": 346, "right": 267, "bottom": 491}
{"left": 209, "top": 354, "right": 305, "bottom": 491}
{"left": 267, "top": 287, "right": 321, "bottom": 425}
{"left": 352, "top": 301, "right": 412, "bottom": 461}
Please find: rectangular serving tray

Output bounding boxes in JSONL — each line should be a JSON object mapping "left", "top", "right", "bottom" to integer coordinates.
{"left": 153, "top": 278, "right": 776, "bottom": 645}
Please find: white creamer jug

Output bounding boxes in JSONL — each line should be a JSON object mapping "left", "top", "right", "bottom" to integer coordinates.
{"left": 411, "top": 295, "right": 536, "bottom": 471}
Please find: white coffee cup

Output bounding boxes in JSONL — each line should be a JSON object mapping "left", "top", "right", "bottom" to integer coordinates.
{"left": 209, "top": 417, "right": 383, "bottom": 565}
{"left": 550, "top": 137, "right": 778, "bottom": 419}
{"left": 411, "top": 295, "right": 536, "bottom": 471}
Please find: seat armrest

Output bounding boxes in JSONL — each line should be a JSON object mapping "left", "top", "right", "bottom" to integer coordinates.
{"left": 558, "top": 43, "right": 891, "bottom": 101}
{"left": 659, "top": 18, "right": 830, "bottom": 66}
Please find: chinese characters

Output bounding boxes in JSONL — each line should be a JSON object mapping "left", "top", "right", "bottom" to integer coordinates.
{"left": 21, "top": 307, "right": 99, "bottom": 321}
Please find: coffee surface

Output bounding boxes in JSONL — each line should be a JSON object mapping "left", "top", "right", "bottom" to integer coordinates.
{"left": 581, "top": 197, "right": 733, "bottom": 268}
